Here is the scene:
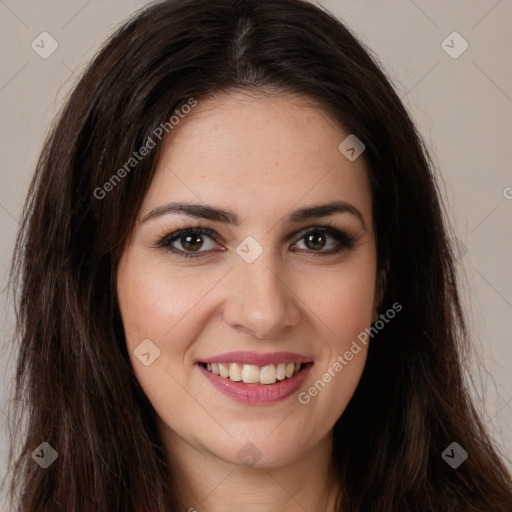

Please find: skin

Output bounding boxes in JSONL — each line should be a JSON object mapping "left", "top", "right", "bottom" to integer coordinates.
{"left": 117, "top": 89, "right": 381, "bottom": 512}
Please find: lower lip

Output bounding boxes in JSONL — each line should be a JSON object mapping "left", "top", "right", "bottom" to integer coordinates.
{"left": 198, "top": 363, "right": 313, "bottom": 405}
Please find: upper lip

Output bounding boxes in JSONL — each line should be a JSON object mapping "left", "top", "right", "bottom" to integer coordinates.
{"left": 197, "top": 351, "right": 314, "bottom": 366}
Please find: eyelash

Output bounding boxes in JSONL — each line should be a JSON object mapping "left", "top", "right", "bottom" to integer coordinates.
{"left": 156, "top": 222, "right": 357, "bottom": 259}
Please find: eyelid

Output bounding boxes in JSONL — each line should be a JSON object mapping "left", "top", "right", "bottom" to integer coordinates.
{"left": 157, "top": 226, "right": 222, "bottom": 249}
{"left": 156, "top": 222, "right": 357, "bottom": 258}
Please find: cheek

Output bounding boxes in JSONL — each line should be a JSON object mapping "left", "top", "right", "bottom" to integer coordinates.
{"left": 117, "top": 251, "right": 210, "bottom": 350}
{"left": 303, "top": 256, "right": 377, "bottom": 340}
{"left": 116, "top": 252, "right": 207, "bottom": 413}
{"left": 322, "top": 279, "right": 374, "bottom": 334}
{"left": 297, "top": 258, "right": 375, "bottom": 411}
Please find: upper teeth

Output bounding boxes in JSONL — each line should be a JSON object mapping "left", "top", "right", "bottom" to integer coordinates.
{"left": 205, "top": 362, "right": 302, "bottom": 384}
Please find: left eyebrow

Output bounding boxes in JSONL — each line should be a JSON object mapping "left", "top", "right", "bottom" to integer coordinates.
{"left": 288, "top": 200, "right": 365, "bottom": 229}
{"left": 141, "top": 200, "right": 366, "bottom": 229}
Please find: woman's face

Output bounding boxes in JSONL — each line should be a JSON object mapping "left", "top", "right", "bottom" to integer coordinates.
{"left": 117, "top": 90, "right": 379, "bottom": 468}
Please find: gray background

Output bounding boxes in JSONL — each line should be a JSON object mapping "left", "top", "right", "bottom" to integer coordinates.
{"left": 1, "top": 0, "right": 511, "bottom": 507}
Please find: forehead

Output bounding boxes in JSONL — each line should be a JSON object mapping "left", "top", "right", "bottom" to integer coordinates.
{"left": 142, "top": 90, "right": 372, "bottom": 224}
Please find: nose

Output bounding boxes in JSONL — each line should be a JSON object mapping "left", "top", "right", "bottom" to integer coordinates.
{"left": 221, "top": 257, "right": 301, "bottom": 340}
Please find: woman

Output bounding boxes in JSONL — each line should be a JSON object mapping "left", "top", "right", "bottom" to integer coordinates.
{"left": 5, "top": 0, "right": 512, "bottom": 510}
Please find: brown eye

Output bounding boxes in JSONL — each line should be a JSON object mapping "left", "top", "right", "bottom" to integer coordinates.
{"left": 180, "top": 234, "right": 205, "bottom": 252}
{"left": 304, "top": 232, "right": 327, "bottom": 251}
{"left": 292, "top": 227, "right": 355, "bottom": 254}
{"left": 158, "top": 227, "right": 220, "bottom": 258}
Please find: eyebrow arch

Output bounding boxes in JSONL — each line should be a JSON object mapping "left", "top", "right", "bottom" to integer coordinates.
{"left": 141, "top": 200, "right": 366, "bottom": 229}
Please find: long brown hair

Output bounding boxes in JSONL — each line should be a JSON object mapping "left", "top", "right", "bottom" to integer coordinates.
{"left": 5, "top": 0, "right": 512, "bottom": 510}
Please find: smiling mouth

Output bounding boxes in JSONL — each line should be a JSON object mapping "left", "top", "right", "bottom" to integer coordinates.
{"left": 199, "top": 362, "right": 311, "bottom": 385}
